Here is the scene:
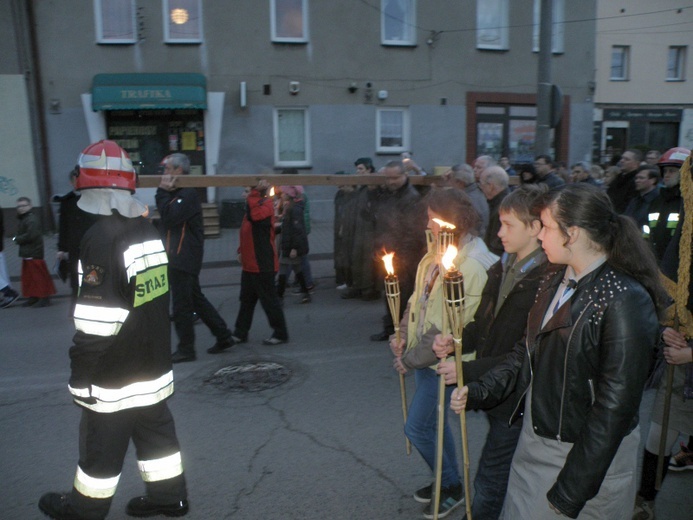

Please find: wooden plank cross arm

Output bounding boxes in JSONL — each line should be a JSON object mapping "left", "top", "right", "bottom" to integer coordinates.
{"left": 137, "top": 174, "right": 444, "bottom": 189}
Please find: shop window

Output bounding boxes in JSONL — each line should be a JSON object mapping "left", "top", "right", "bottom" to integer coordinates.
{"left": 164, "top": 0, "right": 203, "bottom": 43}
{"left": 611, "top": 46, "right": 629, "bottom": 81}
{"left": 271, "top": 0, "right": 309, "bottom": 43}
{"left": 532, "top": 0, "right": 564, "bottom": 54}
{"left": 475, "top": 103, "right": 555, "bottom": 163}
{"left": 476, "top": 0, "right": 509, "bottom": 51}
{"left": 94, "top": 0, "right": 137, "bottom": 44}
{"left": 274, "top": 108, "right": 311, "bottom": 167}
{"left": 377, "top": 108, "right": 410, "bottom": 153}
{"left": 381, "top": 0, "right": 416, "bottom": 46}
{"left": 667, "top": 46, "right": 686, "bottom": 81}
{"left": 106, "top": 110, "right": 206, "bottom": 177}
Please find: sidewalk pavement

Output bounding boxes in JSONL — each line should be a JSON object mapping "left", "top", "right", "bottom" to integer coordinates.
{"left": 2, "top": 219, "right": 335, "bottom": 289}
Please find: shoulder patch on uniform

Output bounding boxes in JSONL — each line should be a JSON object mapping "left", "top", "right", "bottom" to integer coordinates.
{"left": 83, "top": 265, "right": 105, "bottom": 286}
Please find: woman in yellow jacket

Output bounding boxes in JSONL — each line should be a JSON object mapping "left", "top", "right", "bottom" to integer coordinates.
{"left": 391, "top": 187, "right": 498, "bottom": 519}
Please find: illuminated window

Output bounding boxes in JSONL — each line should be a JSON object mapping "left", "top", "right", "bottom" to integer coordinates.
{"left": 382, "top": 0, "right": 416, "bottom": 46}
{"left": 377, "top": 108, "right": 410, "bottom": 152}
{"left": 274, "top": 108, "right": 311, "bottom": 167}
{"left": 164, "top": 0, "right": 203, "bottom": 43}
{"left": 271, "top": 0, "right": 309, "bottom": 43}
{"left": 94, "top": 0, "right": 136, "bottom": 44}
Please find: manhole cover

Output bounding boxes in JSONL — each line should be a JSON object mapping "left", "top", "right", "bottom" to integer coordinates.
{"left": 203, "top": 361, "right": 291, "bottom": 392}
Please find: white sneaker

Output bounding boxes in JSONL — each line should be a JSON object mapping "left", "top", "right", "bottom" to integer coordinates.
{"left": 336, "top": 283, "right": 347, "bottom": 290}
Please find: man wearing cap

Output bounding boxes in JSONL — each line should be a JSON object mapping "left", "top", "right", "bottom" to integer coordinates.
{"left": 156, "top": 153, "right": 235, "bottom": 362}
{"left": 38, "top": 140, "right": 188, "bottom": 519}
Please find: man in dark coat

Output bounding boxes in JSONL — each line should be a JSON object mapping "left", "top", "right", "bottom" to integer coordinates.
{"left": 156, "top": 153, "right": 234, "bottom": 362}
{"left": 370, "top": 160, "right": 427, "bottom": 341}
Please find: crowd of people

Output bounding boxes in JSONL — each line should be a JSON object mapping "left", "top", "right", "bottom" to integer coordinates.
{"left": 0, "top": 139, "right": 689, "bottom": 519}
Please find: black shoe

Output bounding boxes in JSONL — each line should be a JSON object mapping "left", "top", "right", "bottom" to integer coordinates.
{"left": 38, "top": 492, "right": 88, "bottom": 520}
{"left": 22, "top": 297, "right": 39, "bottom": 307}
{"left": 341, "top": 289, "right": 361, "bottom": 299}
{"left": 422, "top": 483, "right": 464, "bottom": 519}
{"left": 370, "top": 330, "right": 390, "bottom": 341}
{"left": 126, "top": 495, "right": 189, "bottom": 517}
{"left": 413, "top": 483, "right": 433, "bottom": 504}
{"left": 300, "top": 294, "right": 312, "bottom": 304}
{"left": 35, "top": 298, "right": 51, "bottom": 308}
{"left": 207, "top": 337, "right": 235, "bottom": 354}
{"left": 0, "top": 292, "right": 19, "bottom": 309}
{"left": 231, "top": 334, "right": 247, "bottom": 344}
{"left": 262, "top": 336, "right": 287, "bottom": 346}
{"left": 291, "top": 285, "right": 315, "bottom": 295}
{"left": 171, "top": 351, "right": 196, "bottom": 363}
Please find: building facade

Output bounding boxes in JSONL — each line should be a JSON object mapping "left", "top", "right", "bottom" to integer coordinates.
{"left": 594, "top": 1, "right": 693, "bottom": 164}
{"left": 2, "top": 0, "right": 596, "bottom": 222}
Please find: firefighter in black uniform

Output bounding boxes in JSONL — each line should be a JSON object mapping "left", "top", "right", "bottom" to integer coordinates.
{"left": 39, "top": 140, "right": 189, "bottom": 519}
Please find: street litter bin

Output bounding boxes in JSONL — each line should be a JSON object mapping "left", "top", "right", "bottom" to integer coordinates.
{"left": 220, "top": 199, "right": 245, "bottom": 228}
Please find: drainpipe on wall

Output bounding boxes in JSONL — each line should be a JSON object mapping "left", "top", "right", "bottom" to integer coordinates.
{"left": 11, "top": 0, "right": 54, "bottom": 230}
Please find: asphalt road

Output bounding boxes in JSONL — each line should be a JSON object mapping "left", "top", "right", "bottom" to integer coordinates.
{"left": 1, "top": 259, "right": 690, "bottom": 519}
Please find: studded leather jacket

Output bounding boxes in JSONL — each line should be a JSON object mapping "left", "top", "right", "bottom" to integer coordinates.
{"left": 467, "top": 263, "right": 659, "bottom": 518}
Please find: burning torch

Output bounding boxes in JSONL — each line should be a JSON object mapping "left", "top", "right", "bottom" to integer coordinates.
{"left": 441, "top": 244, "right": 472, "bottom": 520}
{"left": 382, "top": 251, "right": 412, "bottom": 456}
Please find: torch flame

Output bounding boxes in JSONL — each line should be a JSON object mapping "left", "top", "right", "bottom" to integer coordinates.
{"left": 269, "top": 186, "right": 275, "bottom": 197}
{"left": 382, "top": 252, "right": 395, "bottom": 275}
{"left": 442, "top": 245, "right": 458, "bottom": 271}
{"left": 432, "top": 218, "right": 456, "bottom": 230}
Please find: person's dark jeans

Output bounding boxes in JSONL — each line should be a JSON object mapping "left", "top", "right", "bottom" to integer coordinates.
{"left": 234, "top": 271, "right": 288, "bottom": 341}
{"left": 169, "top": 268, "right": 231, "bottom": 356}
{"left": 468, "top": 414, "right": 523, "bottom": 520}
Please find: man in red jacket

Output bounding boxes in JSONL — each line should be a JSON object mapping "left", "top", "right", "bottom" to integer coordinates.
{"left": 233, "top": 180, "right": 289, "bottom": 345}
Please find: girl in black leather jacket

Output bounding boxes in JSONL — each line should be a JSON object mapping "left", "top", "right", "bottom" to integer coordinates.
{"left": 450, "top": 184, "right": 668, "bottom": 519}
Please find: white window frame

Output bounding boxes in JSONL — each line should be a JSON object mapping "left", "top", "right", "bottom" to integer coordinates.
{"left": 273, "top": 107, "right": 311, "bottom": 167}
{"left": 94, "top": 0, "right": 137, "bottom": 44}
{"left": 270, "top": 0, "right": 309, "bottom": 43}
{"left": 532, "top": 0, "right": 565, "bottom": 54}
{"left": 610, "top": 46, "right": 630, "bottom": 81}
{"left": 476, "top": 0, "right": 509, "bottom": 51}
{"left": 381, "top": 0, "right": 416, "bottom": 46}
{"left": 376, "top": 108, "right": 410, "bottom": 153}
{"left": 163, "top": 0, "right": 203, "bottom": 44}
{"left": 667, "top": 46, "right": 686, "bottom": 81}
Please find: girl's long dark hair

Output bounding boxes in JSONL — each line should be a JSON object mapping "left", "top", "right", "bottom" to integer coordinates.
{"left": 540, "top": 183, "right": 669, "bottom": 315}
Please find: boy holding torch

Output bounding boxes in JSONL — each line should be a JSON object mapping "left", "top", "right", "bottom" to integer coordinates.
{"left": 434, "top": 184, "right": 551, "bottom": 520}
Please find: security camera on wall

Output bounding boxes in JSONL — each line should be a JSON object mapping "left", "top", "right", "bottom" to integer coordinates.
{"left": 289, "top": 81, "right": 300, "bottom": 95}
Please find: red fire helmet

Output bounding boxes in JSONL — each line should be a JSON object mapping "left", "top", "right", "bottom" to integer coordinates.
{"left": 658, "top": 147, "right": 691, "bottom": 171}
{"left": 76, "top": 140, "right": 137, "bottom": 192}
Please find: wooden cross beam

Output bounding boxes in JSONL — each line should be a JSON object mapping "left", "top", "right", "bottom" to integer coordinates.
{"left": 136, "top": 174, "right": 520, "bottom": 188}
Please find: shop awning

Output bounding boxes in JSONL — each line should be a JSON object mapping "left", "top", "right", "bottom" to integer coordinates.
{"left": 91, "top": 73, "right": 207, "bottom": 110}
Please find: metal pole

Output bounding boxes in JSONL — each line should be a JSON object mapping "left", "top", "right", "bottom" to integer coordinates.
{"left": 535, "top": 0, "right": 554, "bottom": 156}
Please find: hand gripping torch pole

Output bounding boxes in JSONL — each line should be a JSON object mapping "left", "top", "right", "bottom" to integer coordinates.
{"left": 383, "top": 253, "right": 411, "bottom": 456}
{"left": 443, "top": 260, "right": 472, "bottom": 520}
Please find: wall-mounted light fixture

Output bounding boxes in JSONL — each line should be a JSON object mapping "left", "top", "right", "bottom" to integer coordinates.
{"left": 289, "top": 81, "right": 300, "bottom": 95}
{"left": 170, "top": 8, "right": 189, "bottom": 24}
{"left": 348, "top": 82, "right": 358, "bottom": 94}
